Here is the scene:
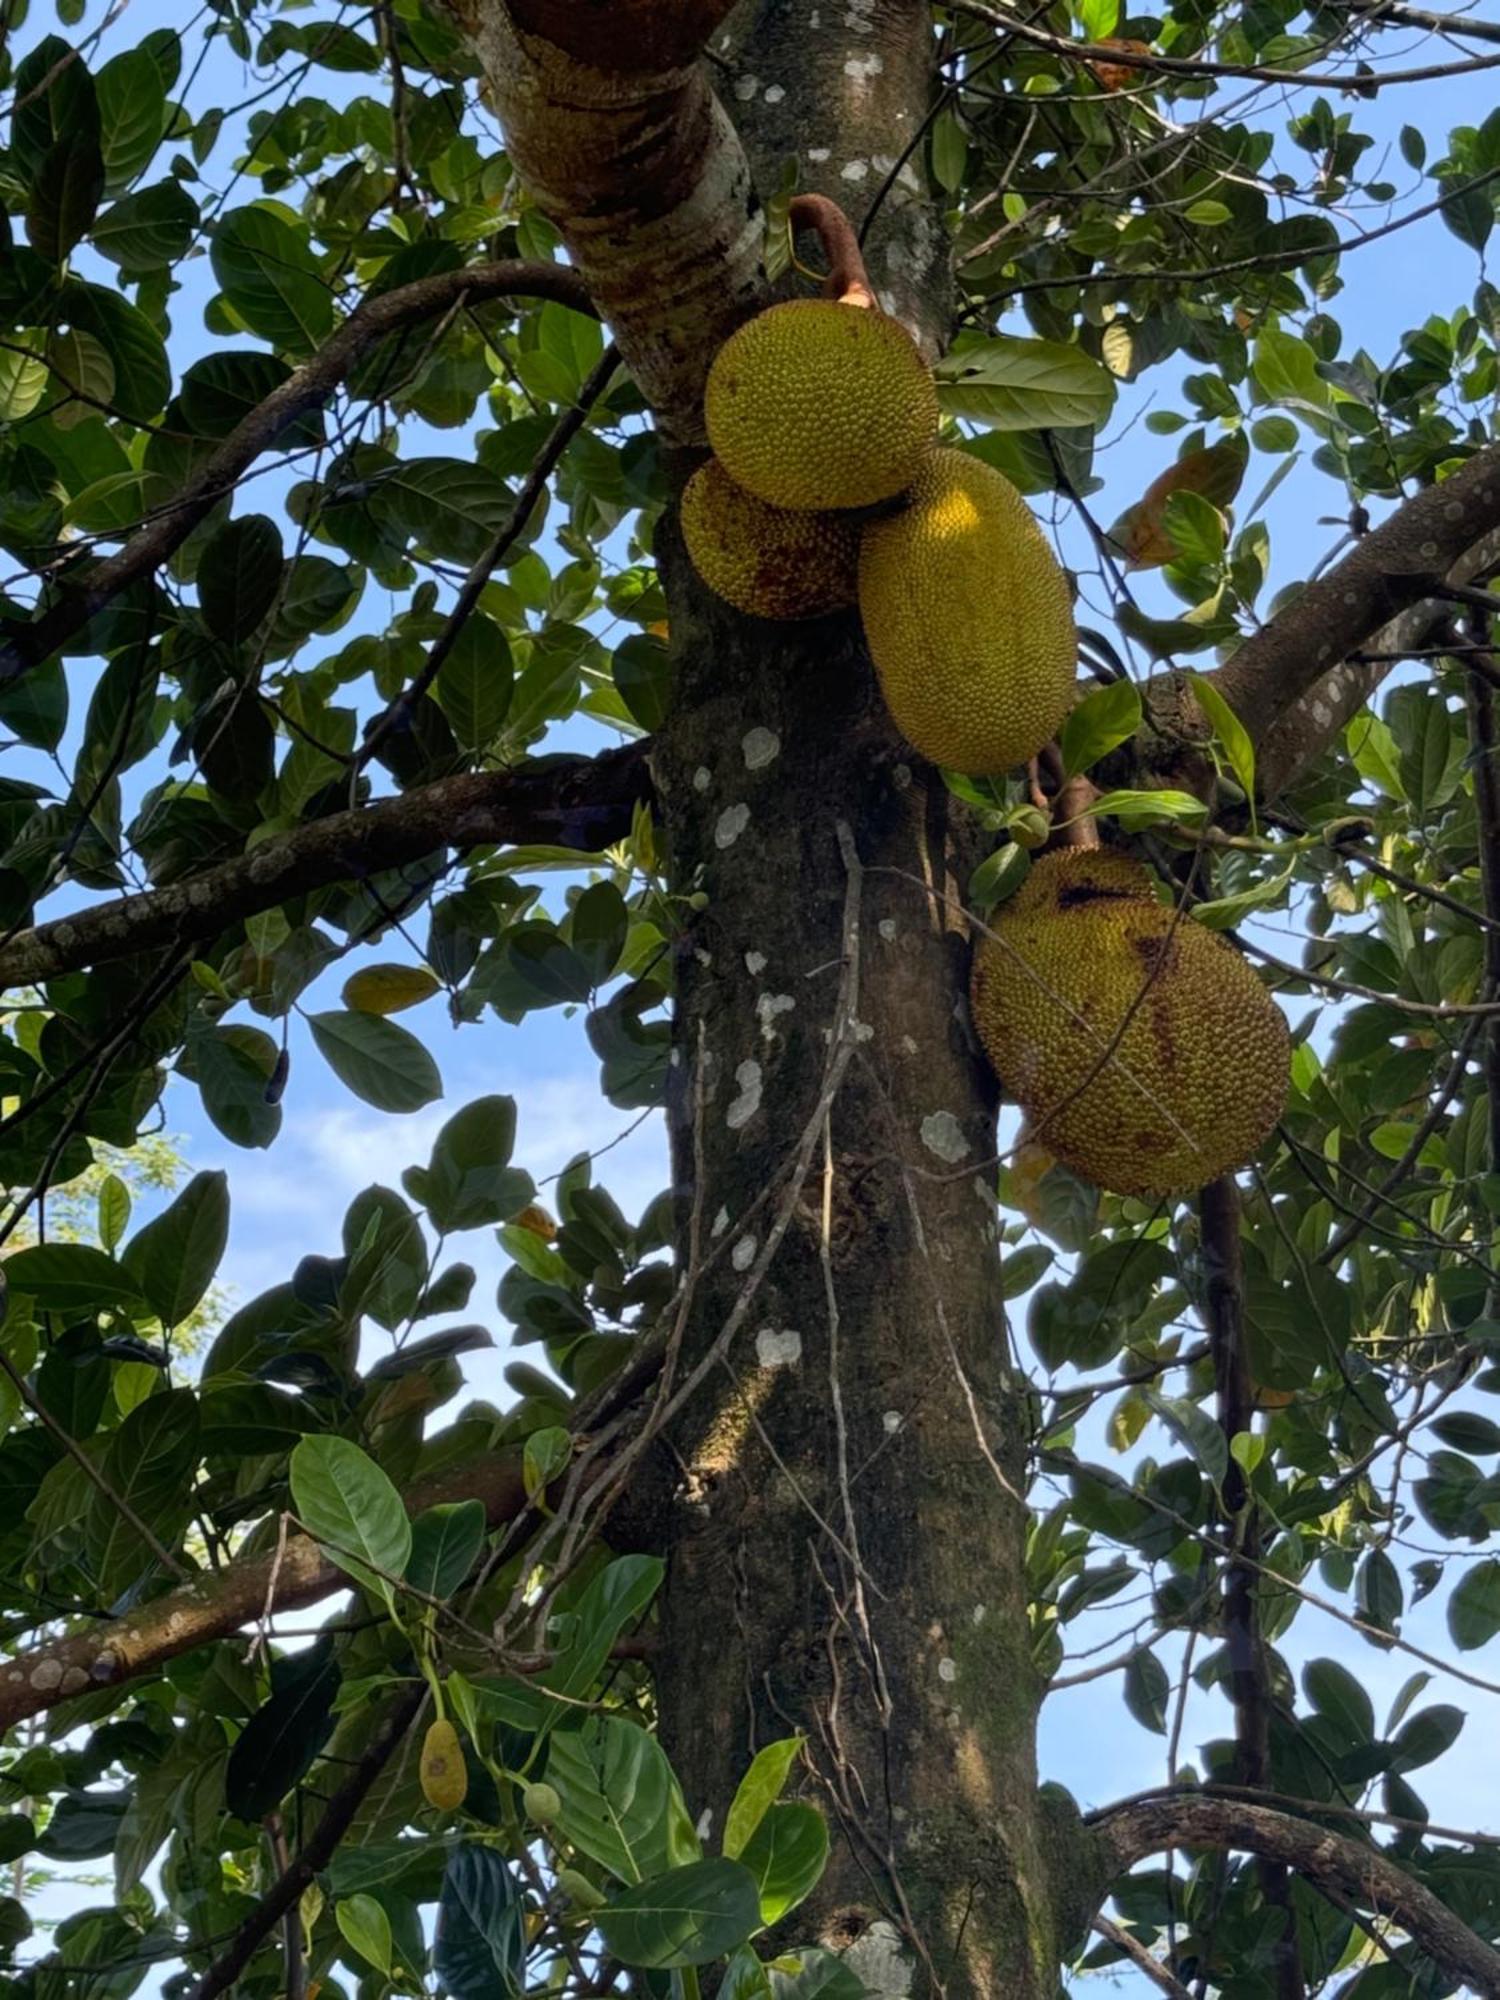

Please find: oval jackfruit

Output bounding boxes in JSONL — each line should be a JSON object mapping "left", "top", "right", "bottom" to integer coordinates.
{"left": 420, "top": 1717, "right": 468, "bottom": 1812}
{"left": 704, "top": 299, "right": 937, "bottom": 512}
{"left": 970, "top": 848, "right": 1290, "bottom": 1197}
{"left": 680, "top": 458, "right": 859, "bottom": 620}
{"left": 858, "top": 449, "right": 1076, "bottom": 775}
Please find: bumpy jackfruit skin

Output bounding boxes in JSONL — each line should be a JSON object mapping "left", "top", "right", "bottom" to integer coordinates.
{"left": 680, "top": 459, "right": 860, "bottom": 620}
{"left": 858, "top": 449, "right": 1076, "bottom": 775}
{"left": 970, "top": 848, "right": 1290, "bottom": 1197}
{"left": 704, "top": 299, "right": 938, "bottom": 512}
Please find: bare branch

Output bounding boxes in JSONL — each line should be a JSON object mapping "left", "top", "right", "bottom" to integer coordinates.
{"left": 454, "top": 1, "right": 763, "bottom": 437}
{"left": 0, "top": 260, "right": 595, "bottom": 693}
{"left": 0, "top": 743, "right": 651, "bottom": 991}
{"left": 1090, "top": 1794, "right": 1500, "bottom": 1994}
{"left": 947, "top": 0, "right": 1500, "bottom": 88}
{"left": 1091, "top": 1916, "right": 1193, "bottom": 1999}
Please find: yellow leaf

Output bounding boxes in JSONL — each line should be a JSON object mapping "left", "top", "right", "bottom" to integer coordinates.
{"left": 1107, "top": 435, "right": 1249, "bottom": 570}
{"left": 514, "top": 1203, "right": 558, "bottom": 1242}
{"left": 342, "top": 964, "right": 442, "bottom": 1015}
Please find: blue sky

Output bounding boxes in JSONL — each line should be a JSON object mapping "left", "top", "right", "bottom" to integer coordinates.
{"left": 9, "top": 0, "right": 1500, "bottom": 1991}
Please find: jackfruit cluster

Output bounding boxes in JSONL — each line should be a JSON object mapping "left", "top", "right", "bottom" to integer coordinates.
{"left": 969, "top": 849, "right": 1290, "bottom": 1198}
{"left": 684, "top": 296, "right": 1075, "bottom": 783}
{"left": 680, "top": 459, "right": 859, "bottom": 621}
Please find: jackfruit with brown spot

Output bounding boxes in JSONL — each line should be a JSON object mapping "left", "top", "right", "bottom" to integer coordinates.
{"left": 420, "top": 1718, "right": 467, "bottom": 1812}
{"left": 704, "top": 299, "right": 938, "bottom": 512}
{"left": 969, "top": 848, "right": 1290, "bottom": 1197}
{"left": 681, "top": 459, "right": 860, "bottom": 620}
{"left": 858, "top": 449, "right": 1076, "bottom": 774}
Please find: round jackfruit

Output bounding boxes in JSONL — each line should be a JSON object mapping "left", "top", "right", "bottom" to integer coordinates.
{"left": 970, "top": 848, "right": 1290, "bottom": 1197}
{"left": 681, "top": 459, "right": 859, "bottom": 620}
{"left": 858, "top": 449, "right": 1076, "bottom": 775}
{"left": 420, "top": 1718, "right": 468, "bottom": 1812}
{"left": 704, "top": 299, "right": 938, "bottom": 512}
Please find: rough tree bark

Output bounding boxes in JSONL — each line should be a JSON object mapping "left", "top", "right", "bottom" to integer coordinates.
{"left": 601, "top": 8, "right": 1077, "bottom": 1993}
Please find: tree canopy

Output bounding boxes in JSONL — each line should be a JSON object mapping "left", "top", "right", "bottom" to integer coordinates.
{"left": 2, "top": 0, "right": 1500, "bottom": 1995}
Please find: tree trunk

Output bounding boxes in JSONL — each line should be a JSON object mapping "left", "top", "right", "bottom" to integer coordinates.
{"left": 650, "top": 591, "right": 1081, "bottom": 1993}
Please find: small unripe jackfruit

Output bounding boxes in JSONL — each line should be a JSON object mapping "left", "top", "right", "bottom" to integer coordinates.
{"left": 522, "top": 1781, "right": 562, "bottom": 1826}
{"left": 970, "top": 849, "right": 1289, "bottom": 1197}
{"left": 858, "top": 449, "right": 1075, "bottom": 775}
{"left": 681, "top": 459, "right": 859, "bottom": 620}
{"left": 420, "top": 1718, "right": 467, "bottom": 1812}
{"left": 704, "top": 299, "right": 938, "bottom": 512}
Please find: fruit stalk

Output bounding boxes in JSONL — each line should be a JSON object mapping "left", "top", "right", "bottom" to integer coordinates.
{"left": 788, "top": 192, "right": 876, "bottom": 309}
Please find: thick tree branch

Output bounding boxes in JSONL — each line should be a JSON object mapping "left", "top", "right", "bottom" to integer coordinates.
{"left": 455, "top": 2, "right": 762, "bottom": 437}
{"left": 0, "top": 743, "right": 651, "bottom": 991}
{"left": 0, "top": 1460, "right": 526, "bottom": 1734}
{"left": 1090, "top": 1794, "right": 1500, "bottom": 1994}
{"left": 1252, "top": 526, "right": 1500, "bottom": 795}
{"left": 0, "top": 261, "right": 594, "bottom": 692}
{"left": 1209, "top": 444, "right": 1500, "bottom": 767}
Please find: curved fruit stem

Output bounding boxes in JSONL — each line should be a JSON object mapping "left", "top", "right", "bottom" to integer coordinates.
{"left": 1038, "top": 746, "right": 1102, "bottom": 850}
{"left": 788, "top": 193, "right": 877, "bottom": 308}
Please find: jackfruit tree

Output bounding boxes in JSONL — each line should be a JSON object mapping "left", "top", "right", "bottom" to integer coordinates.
{"left": 5, "top": 0, "right": 1500, "bottom": 1995}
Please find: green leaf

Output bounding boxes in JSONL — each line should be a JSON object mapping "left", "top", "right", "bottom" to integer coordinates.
{"left": 1187, "top": 673, "right": 1257, "bottom": 813}
{"left": 26, "top": 129, "right": 105, "bottom": 264}
{"left": 930, "top": 106, "right": 968, "bottom": 193}
{"left": 290, "top": 1435, "right": 413, "bottom": 1606}
{"left": 768, "top": 1951, "right": 868, "bottom": 1998}
{"left": 613, "top": 635, "right": 672, "bottom": 733}
{"left": 97, "top": 1168, "right": 131, "bottom": 1248}
{"left": 523, "top": 1424, "right": 571, "bottom": 1503}
{"left": 58, "top": 281, "right": 170, "bottom": 422}
{"left": 541, "top": 1555, "right": 664, "bottom": 1712}
{"left": 90, "top": 180, "right": 198, "bottom": 271}
{"left": 1143, "top": 1392, "right": 1228, "bottom": 1489}
{"left": 1447, "top": 1559, "right": 1500, "bottom": 1650}
{"left": 370, "top": 457, "right": 516, "bottom": 564}
{"left": 571, "top": 880, "right": 628, "bottom": 988}
{"left": 935, "top": 335, "right": 1117, "bottom": 431}
{"left": 1388, "top": 1704, "right": 1463, "bottom": 1773}
{"left": 197, "top": 514, "right": 284, "bottom": 643}
{"left": 405, "top": 1500, "right": 487, "bottom": 1602}
{"left": 723, "top": 1738, "right": 805, "bottom": 1861}
{"left": 95, "top": 48, "right": 165, "bottom": 189}
{"left": 546, "top": 1717, "right": 698, "bottom": 1885}
{"left": 739, "top": 1802, "right": 828, "bottom": 1925}
{"left": 434, "top": 618, "right": 514, "bottom": 751}
{"left": 0, "top": 338, "right": 50, "bottom": 423}
{"left": 415, "top": 1095, "right": 530, "bottom": 1231}
{"left": 1253, "top": 327, "right": 1331, "bottom": 412}
{"left": 120, "top": 1170, "right": 229, "bottom": 1328}
{"left": 1122, "top": 1648, "right": 1169, "bottom": 1734}
{"left": 210, "top": 206, "right": 335, "bottom": 353}
{"left": 310, "top": 1011, "right": 442, "bottom": 1114}
{"left": 1089, "top": 788, "right": 1210, "bottom": 830}
{"left": 4, "top": 1242, "right": 145, "bottom": 1314}
{"left": 336, "top": 1896, "right": 394, "bottom": 1976}
{"left": 1057, "top": 678, "right": 1141, "bottom": 779}
{"left": 86, "top": 1389, "right": 200, "bottom": 1596}
{"left": 1303, "top": 1657, "right": 1374, "bottom": 1743}
{"left": 436, "top": 1844, "right": 525, "bottom": 1999}
{"left": 336, "top": 1894, "right": 393, "bottom": 1976}
{"left": 191, "top": 1025, "right": 282, "bottom": 1149}
{"left": 225, "top": 1647, "right": 341, "bottom": 1821}
{"left": 597, "top": 1857, "right": 763, "bottom": 1970}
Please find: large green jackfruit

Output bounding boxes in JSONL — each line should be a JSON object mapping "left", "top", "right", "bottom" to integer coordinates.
{"left": 858, "top": 449, "right": 1075, "bottom": 775}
